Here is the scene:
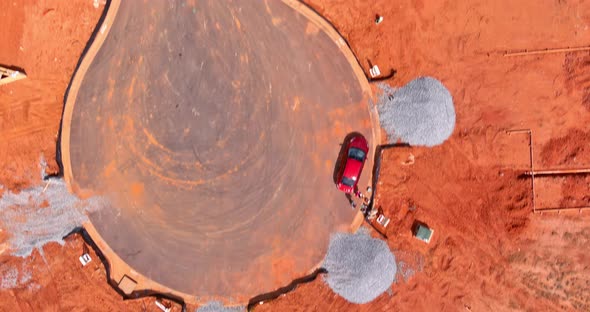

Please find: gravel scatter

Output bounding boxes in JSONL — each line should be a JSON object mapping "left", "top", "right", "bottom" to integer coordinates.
{"left": 0, "top": 177, "right": 108, "bottom": 257}
{"left": 0, "top": 266, "right": 33, "bottom": 290}
{"left": 0, "top": 267, "right": 18, "bottom": 289}
{"left": 196, "top": 301, "right": 245, "bottom": 312}
{"left": 19, "top": 268, "right": 32, "bottom": 284}
{"left": 378, "top": 77, "right": 455, "bottom": 146}
{"left": 397, "top": 261, "right": 416, "bottom": 282}
{"left": 322, "top": 228, "right": 397, "bottom": 304}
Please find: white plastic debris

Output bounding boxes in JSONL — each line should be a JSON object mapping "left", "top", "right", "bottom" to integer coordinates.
{"left": 79, "top": 253, "right": 92, "bottom": 266}
{"left": 369, "top": 65, "right": 381, "bottom": 78}
{"left": 376, "top": 214, "right": 390, "bottom": 228}
{"left": 155, "top": 300, "right": 171, "bottom": 312}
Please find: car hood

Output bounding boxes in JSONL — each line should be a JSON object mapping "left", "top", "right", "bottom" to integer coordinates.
{"left": 349, "top": 136, "right": 369, "bottom": 152}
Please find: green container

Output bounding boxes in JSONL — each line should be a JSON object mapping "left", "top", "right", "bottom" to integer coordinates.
{"left": 413, "top": 223, "right": 433, "bottom": 243}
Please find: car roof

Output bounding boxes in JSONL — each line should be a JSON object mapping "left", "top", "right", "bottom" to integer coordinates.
{"left": 342, "top": 157, "right": 362, "bottom": 181}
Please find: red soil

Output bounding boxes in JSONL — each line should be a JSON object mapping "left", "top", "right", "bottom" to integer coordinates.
{"left": 254, "top": 0, "right": 590, "bottom": 311}
{"left": 564, "top": 52, "right": 590, "bottom": 111}
{"left": 0, "top": 234, "right": 155, "bottom": 311}
{"left": 541, "top": 128, "right": 590, "bottom": 167}
{"left": 0, "top": 0, "right": 99, "bottom": 190}
{"left": 560, "top": 175, "right": 590, "bottom": 207}
{"left": 1, "top": 0, "right": 590, "bottom": 311}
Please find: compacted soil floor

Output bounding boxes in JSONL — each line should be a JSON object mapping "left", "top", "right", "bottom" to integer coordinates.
{"left": 1, "top": 0, "right": 589, "bottom": 311}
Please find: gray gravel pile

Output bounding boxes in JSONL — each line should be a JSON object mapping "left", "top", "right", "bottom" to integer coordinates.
{"left": 196, "top": 302, "right": 245, "bottom": 312}
{"left": 0, "top": 177, "right": 109, "bottom": 257}
{"left": 377, "top": 77, "right": 455, "bottom": 146}
{"left": 322, "top": 228, "right": 396, "bottom": 304}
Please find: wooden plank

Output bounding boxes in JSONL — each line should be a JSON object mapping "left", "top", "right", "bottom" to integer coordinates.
{"left": 504, "top": 46, "right": 590, "bottom": 57}
{"left": 0, "top": 66, "right": 26, "bottom": 85}
{"left": 534, "top": 206, "right": 590, "bottom": 213}
{"left": 523, "top": 168, "right": 590, "bottom": 176}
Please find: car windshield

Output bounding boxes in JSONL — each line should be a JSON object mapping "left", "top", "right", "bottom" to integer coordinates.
{"left": 348, "top": 147, "right": 366, "bottom": 162}
{"left": 341, "top": 176, "right": 356, "bottom": 187}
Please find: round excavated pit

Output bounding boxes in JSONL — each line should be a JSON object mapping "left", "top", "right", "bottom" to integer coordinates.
{"left": 62, "top": 0, "right": 374, "bottom": 302}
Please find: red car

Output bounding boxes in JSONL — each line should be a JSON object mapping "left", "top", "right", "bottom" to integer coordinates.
{"left": 336, "top": 133, "right": 369, "bottom": 193}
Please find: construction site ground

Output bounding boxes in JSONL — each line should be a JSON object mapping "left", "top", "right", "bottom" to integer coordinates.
{"left": 1, "top": 0, "right": 589, "bottom": 311}
{"left": 60, "top": 0, "right": 374, "bottom": 302}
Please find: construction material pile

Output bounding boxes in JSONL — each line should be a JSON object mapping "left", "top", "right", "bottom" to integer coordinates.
{"left": 0, "top": 177, "right": 108, "bottom": 257}
{"left": 322, "top": 229, "right": 396, "bottom": 304}
{"left": 196, "top": 302, "right": 245, "bottom": 312}
{"left": 378, "top": 77, "right": 455, "bottom": 146}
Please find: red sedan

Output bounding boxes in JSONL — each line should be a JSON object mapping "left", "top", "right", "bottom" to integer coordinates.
{"left": 336, "top": 133, "right": 369, "bottom": 194}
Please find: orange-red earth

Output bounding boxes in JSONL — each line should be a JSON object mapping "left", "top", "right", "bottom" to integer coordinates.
{"left": 1, "top": 0, "right": 590, "bottom": 311}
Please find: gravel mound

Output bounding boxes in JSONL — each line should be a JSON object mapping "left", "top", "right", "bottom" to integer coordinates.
{"left": 322, "top": 229, "right": 396, "bottom": 304}
{"left": 378, "top": 77, "right": 455, "bottom": 146}
{"left": 196, "top": 302, "right": 245, "bottom": 312}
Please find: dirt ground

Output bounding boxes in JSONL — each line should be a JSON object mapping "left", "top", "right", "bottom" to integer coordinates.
{"left": 253, "top": 0, "right": 590, "bottom": 311}
{"left": 0, "top": 0, "right": 98, "bottom": 190}
{"left": 0, "top": 234, "right": 160, "bottom": 311}
{"left": 1, "top": 0, "right": 590, "bottom": 311}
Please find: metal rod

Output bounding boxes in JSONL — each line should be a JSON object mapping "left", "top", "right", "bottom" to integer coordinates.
{"left": 506, "top": 129, "right": 531, "bottom": 134}
{"left": 529, "top": 131, "right": 536, "bottom": 214}
{"left": 523, "top": 168, "right": 590, "bottom": 176}
{"left": 504, "top": 46, "right": 590, "bottom": 57}
{"left": 507, "top": 129, "right": 536, "bottom": 213}
{"left": 534, "top": 206, "right": 590, "bottom": 213}
{"left": 507, "top": 129, "right": 590, "bottom": 214}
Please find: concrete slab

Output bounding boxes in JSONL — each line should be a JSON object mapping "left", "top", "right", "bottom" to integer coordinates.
{"left": 118, "top": 275, "right": 137, "bottom": 295}
{"left": 61, "top": 0, "right": 376, "bottom": 303}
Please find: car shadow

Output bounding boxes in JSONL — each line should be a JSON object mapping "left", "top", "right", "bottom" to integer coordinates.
{"left": 345, "top": 193, "right": 354, "bottom": 206}
{"left": 0, "top": 64, "right": 26, "bottom": 75}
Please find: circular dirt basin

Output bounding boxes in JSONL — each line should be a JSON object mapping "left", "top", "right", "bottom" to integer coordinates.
{"left": 61, "top": 0, "right": 374, "bottom": 303}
